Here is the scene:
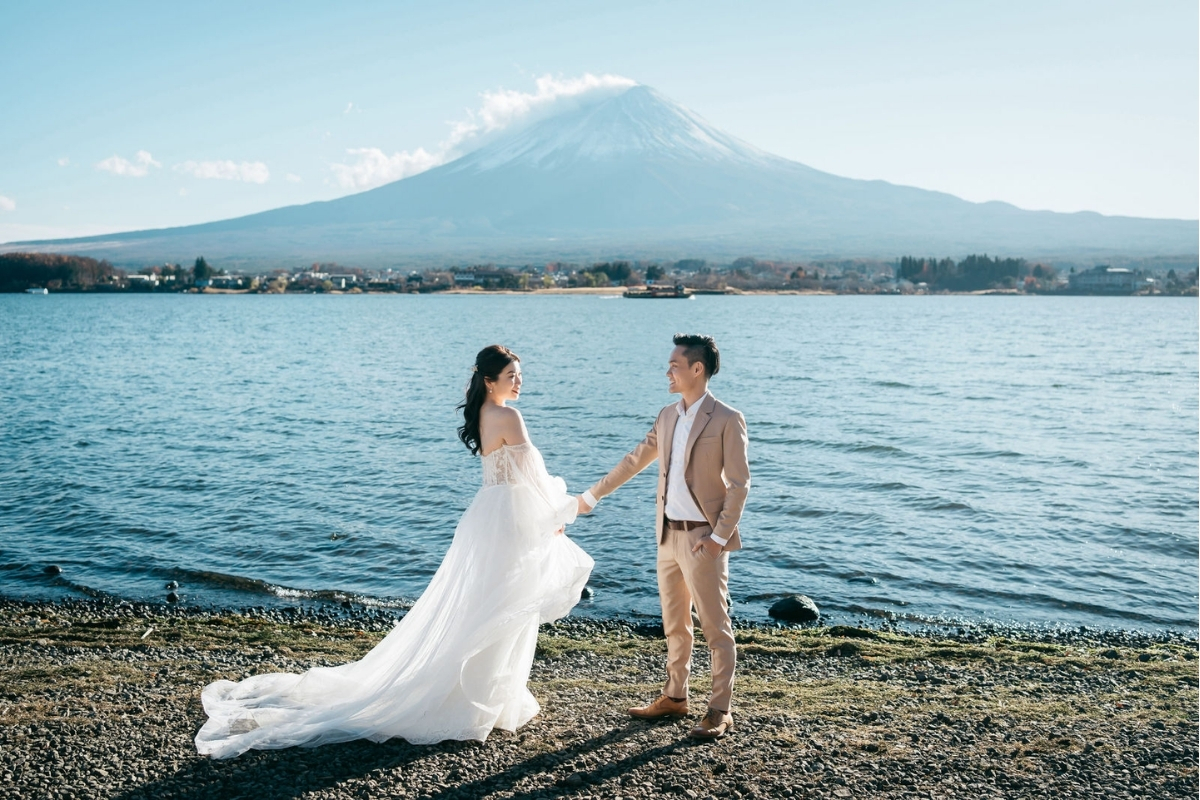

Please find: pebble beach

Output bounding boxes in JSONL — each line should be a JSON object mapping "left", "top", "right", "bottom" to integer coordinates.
{"left": 1, "top": 598, "right": 1195, "bottom": 799}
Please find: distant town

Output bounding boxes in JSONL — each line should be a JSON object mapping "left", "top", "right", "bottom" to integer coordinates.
{"left": 2, "top": 252, "right": 1196, "bottom": 296}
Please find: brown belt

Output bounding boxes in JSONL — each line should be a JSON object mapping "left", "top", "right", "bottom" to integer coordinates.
{"left": 665, "top": 518, "right": 709, "bottom": 531}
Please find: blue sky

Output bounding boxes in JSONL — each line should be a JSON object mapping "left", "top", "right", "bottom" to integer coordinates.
{"left": 1, "top": 0, "right": 1195, "bottom": 243}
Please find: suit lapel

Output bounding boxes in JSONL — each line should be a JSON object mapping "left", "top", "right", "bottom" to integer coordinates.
{"left": 661, "top": 403, "right": 680, "bottom": 468}
{"left": 683, "top": 393, "right": 716, "bottom": 469}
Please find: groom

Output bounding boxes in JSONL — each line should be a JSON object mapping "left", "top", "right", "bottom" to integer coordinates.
{"left": 579, "top": 334, "right": 749, "bottom": 739}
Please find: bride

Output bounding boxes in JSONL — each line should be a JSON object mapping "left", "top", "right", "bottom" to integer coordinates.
{"left": 195, "top": 345, "right": 594, "bottom": 759}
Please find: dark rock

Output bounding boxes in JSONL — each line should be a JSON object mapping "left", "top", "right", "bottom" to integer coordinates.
{"left": 1101, "top": 649, "right": 1121, "bottom": 659}
{"left": 580, "top": 586, "right": 594, "bottom": 600}
{"left": 1137, "top": 652, "right": 1155, "bottom": 662}
{"left": 165, "top": 592, "right": 179, "bottom": 604}
{"left": 164, "top": 581, "right": 178, "bottom": 590}
{"left": 43, "top": 565, "right": 62, "bottom": 576}
{"left": 768, "top": 594, "right": 819, "bottom": 623}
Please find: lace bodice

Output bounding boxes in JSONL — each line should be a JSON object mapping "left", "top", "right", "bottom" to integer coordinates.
{"left": 481, "top": 441, "right": 536, "bottom": 487}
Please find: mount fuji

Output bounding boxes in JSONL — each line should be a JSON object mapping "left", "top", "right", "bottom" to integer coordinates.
{"left": 13, "top": 85, "right": 1197, "bottom": 266}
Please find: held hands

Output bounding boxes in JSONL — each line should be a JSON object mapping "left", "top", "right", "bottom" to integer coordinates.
{"left": 564, "top": 495, "right": 593, "bottom": 533}
{"left": 692, "top": 536, "right": 723, "bottom": 558}
{"left": 553, "top": 526, "right": 564, "bottom": 536}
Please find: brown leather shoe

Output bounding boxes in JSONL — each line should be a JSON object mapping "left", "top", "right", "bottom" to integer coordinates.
{"left": 628, "top": 695, "right": 688, "bottom": 719}
{"left": 689, "top": 708, "right": 734, "bottom": 739}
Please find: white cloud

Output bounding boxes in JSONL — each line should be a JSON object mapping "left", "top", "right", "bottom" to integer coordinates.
{"left": 57, "top": 156, "right": 70, "bottom": 167}
{"left": 329, "top": 72, "right": 636, "bottom": 191}
{"left": 344, "top": 102, "right": 354, "bottom": 114}
{"left": 0, "top": 195, "right": 15, "bottom": 212}
{"left": 286, "top": 173, "right": 302, "bottom": 183}
{"left": 174, "top": 160, "right": 270, "bottom": 183}
{"left": 178, "top": 188, "right": 188, "bottom": 196}
{"left": 447, "top": 73, "right": 637, "bottom": 151}
{"left": 330, "top": 147, "right": 440, "bottom": 190}
{"left": 95, "top": 150, "right": 161, "bottom": 177}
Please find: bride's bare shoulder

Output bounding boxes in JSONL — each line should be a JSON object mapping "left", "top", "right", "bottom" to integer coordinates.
{"left": 480, "top": 405, "right": 529, "bottom": 449}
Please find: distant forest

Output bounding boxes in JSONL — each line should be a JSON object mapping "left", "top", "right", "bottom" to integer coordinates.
{"left": 0, "top": 252, "right": 118, "bottom": 292}
{"left": 898, "top": 254, "right": 1026, "bottom": 291}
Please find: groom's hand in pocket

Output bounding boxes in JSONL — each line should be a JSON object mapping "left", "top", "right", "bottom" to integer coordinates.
{"left": 692, "top": 537, "right": 722, "bottom": 559}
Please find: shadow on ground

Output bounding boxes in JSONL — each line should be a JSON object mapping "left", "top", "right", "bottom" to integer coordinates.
{"left": 112, "top": 720, "right": 694, "bottom": 800}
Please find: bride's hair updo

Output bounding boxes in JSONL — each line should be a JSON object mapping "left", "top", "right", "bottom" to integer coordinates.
{"left": 457, "top": 344, "right": 520, "bottom": 455}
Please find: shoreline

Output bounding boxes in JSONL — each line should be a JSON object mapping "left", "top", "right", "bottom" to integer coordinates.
{"left": 11, "top": 585, "right": 1198, "bottom": 641}
{"left": 2, "top": 597, "right": 1196, "bottom": 798}
{"left": 4, "top": 594, "right": 1199, "bottom": 645}
{"left": 9, "top": 285, "right": 1196, "bottom": 297}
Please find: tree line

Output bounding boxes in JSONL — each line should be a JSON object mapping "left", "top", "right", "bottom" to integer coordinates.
{"left": 898, "top": 254, "right": 1026, "bottom": 291}
{"left": 0, "top": 253, "right": 228, "bottom": 292}
{"left": 0, "top": 252, "right": 118, "bottom": 292}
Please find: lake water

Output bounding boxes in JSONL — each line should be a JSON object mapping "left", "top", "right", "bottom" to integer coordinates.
{"left": 1, "top": 293, "right": 1196, "bottom": 632}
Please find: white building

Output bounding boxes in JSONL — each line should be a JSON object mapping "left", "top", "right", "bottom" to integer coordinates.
{"left": 1068, "top": 266, "right": 1147, "bottom": 294}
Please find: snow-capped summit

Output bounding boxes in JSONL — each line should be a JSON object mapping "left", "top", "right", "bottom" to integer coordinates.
{"left": 454, "top": 85, "right": 775, "bottom": 171}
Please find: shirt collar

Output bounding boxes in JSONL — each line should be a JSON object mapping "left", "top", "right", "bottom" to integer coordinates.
{"left": 675, "top": 391, "right": 709, "bottom": 420}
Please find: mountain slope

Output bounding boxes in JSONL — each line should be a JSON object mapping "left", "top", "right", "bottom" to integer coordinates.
{"left": 11, "top": 85, "right": 1197, "bottom": 266}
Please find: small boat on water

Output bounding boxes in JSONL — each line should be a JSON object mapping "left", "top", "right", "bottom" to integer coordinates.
{"left": 25, "top": 287, "right": 48, "bottom": 294}
{"left": 622, "top": 284, "right": 693, "bottom": 299}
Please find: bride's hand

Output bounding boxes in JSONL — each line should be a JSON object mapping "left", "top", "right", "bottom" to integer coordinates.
{"left": 553, "top": 526, "right": 564, "bottom": 536}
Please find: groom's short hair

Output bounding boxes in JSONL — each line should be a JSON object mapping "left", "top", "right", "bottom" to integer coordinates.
{"left": 673, "top": 334, "right": 720, "bottom": 377}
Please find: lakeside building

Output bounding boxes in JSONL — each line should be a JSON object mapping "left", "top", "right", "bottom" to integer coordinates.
{"left": 125, "top": 274, "right": 158, "bottom": 290}
{"left": 1068, "top": 266, "right": 1150, "bottom": 294}
{"left": 453, "top": 270, "right": 512, "bottom": 286}
{"left": 327, "top": 274, "right": 362, "bottom": 290}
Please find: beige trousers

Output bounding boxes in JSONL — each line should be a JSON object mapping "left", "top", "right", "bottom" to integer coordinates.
{"left": 657, "top": 522, "right": 736, "bottom": 712}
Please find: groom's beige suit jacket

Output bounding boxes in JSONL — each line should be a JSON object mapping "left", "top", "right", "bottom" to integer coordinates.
{"left": 587, "top": 393, "right": 749, "bottom": 550}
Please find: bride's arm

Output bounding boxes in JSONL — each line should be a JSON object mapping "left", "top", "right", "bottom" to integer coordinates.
{"left": 506, "top": 433, "right": 581, "bottom": 533}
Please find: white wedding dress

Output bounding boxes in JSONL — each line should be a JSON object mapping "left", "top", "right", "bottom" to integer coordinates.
{"left": 195, "top": 442, "right": 593, "bottom": 759}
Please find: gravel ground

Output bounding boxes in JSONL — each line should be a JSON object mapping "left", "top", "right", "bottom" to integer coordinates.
{"left": 0, "top": 598, "right": 1195, "bottom": 799}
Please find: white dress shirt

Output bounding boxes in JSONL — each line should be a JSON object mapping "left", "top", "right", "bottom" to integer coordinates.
{"left": 664, "top": 392, "right": 709, "bottom": 523}
{"left": 583, "top": 391, "right": 727, "bottom": 546}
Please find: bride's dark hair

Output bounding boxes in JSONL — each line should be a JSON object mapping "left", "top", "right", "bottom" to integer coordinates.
{"left": 457, "top": 344, "right": 520, "bottom": 455}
